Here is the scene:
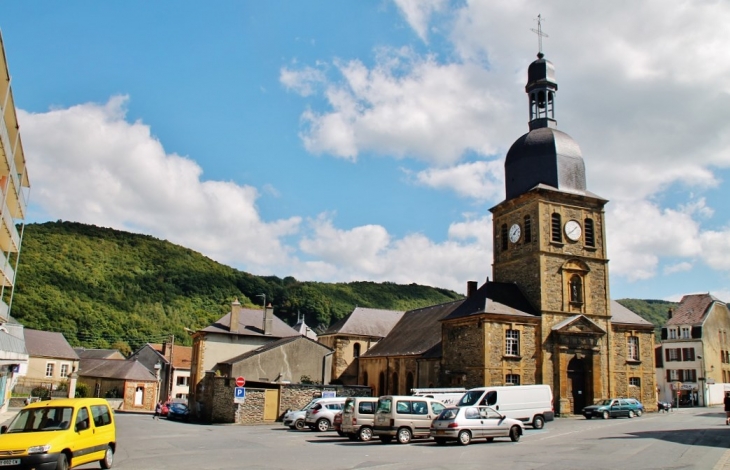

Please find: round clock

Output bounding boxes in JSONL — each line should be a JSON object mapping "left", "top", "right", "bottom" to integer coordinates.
{"left": 509, "top": 224, "right": 521, "bottom": 243}
{"left": 564, "top": 220, "right": 582, "bottom": 241}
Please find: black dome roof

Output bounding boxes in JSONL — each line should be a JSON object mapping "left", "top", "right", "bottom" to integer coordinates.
{"left": 504, "top": 127, "right": 585, "bottom": 200}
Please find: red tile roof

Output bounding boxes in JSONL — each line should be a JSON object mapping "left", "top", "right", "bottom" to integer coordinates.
{"left": 666, "top": 294, "right": 717, "bottom": 326}
{"left": 150, "top": 343, "right": 192, "bottom": 370}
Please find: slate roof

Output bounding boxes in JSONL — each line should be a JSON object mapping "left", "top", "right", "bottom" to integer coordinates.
{"left": 150, "top": 343, "right": 193, "bottom": 369}
{"left": 219, "top": 336, "right": 331, "bottom": 365}
{"left": 666, "top": 293, "right": 719, "bottom": 326}
{"left": 610, "top": 301, "right": 653, "bottom": 326}
{"left": 320, "top": 307, "right": 405, "bottom": 338}
{"left": 201, "top": 308, "right": 299, "bottom": 338}
{"left": 24, "top": 329, "right": 79, "bottom": 360}
{"left": 78, "top": 358, "right": 157, "bottom": 381}
{"left": 443, "top": 281, "right": 537, "bottom": 321}
{"left": 74, "top": 348, "right": 125, "bottom": 360}
{"left": 361, "top": 300, "right": 463, "bottom": 358}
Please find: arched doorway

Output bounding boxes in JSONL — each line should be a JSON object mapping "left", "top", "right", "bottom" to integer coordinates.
{"left": 567, "top": 357, "right": 586, "bottom": 414}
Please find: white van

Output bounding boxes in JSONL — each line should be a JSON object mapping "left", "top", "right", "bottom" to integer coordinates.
{"left": 457, "top": 385, "right": 554, "bottom": 429}
{"left": 373, "top": 395, "right": 446, "bottom": 444}
{"left": 412, "top": 388, "right": 466, "bottom": 406}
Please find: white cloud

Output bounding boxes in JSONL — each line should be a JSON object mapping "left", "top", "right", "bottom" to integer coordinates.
{"left": 392, "top": 0, "right": 448, "bottom": 42}
{"left": 699, "top": 228, "right": 730, "bottom": 271}
{"left": 663, "top": 262, "right": 692, "bottom": 276}
{"left": 279, "top": 66, "right": 326, "bottom": 97}
{"left": 18, "top": 97, "right": 301, "bottom": 271}
{"left": 413, "top": 160, "right": 504, "bottom": 201}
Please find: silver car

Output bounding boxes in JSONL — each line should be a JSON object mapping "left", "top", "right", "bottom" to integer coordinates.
{"left": 304, "top": 398, "right": 346, "bottom": 432}
{"left": 283, "top": 398, "right": 320, "bottom": 430}
{"left": 430, "top": 406, "right": 524, "bottom": 445}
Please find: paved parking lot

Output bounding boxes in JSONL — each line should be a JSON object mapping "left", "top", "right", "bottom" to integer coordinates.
{"left": 82, "top": 407, "right": 730, "bottom": 470}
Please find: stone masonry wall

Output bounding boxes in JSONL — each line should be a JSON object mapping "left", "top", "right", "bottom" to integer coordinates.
{"left": 612, "top": 325, "right": 657, "bottom": 411}
{"left": 442, "top": 320, "right": 484, "bottom": 388}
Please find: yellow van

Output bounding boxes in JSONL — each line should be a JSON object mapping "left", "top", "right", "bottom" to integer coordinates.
{"left": 0, "top": 397, "right": 116, "bottom": 469}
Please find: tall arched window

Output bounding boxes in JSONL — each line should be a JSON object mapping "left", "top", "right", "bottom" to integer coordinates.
{"left": 406, "top": 372, "right": 414, "bottom": 395}
{"left": 378, "top": 372, "right": 385, "bottom": 396}
{"left": 362, "top": 371, "right": 368, "bottom": 388}
{"left": 391, "top": 372, "right": 399, "bottom": 395}
{"left": 570, "top": 275, "right": 583, "bottom": 304}
{"left": 353, "top": 343, "right": 361, "bottom": 358}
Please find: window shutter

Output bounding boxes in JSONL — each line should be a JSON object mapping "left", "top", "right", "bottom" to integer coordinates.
{"left": 682, "top": 349, "right": 687, "bottom": 361}
{"left": 666, "top": 370, "right": 671, "bottom": 381}
{"left": 689, "top": 349, "right": 695, "bottom": 361}
{"left": 665, "top": 349, "right": 670, "bottom": 361}
{"left": 661, "top": 328, "right": 667, "bottom": 340}
{"left": 692, "top": 326, "right": 702, "bottom": 339}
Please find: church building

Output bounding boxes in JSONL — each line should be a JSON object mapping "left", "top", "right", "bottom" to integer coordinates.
{"left": 359, "top": 49, "right": 657, "bottom": 415}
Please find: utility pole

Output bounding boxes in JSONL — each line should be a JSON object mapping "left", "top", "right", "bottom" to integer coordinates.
{"left": 168, "top": 334, "right": 175, "bottom": 400}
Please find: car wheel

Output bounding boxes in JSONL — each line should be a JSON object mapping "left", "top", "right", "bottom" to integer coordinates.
{"left": 636, "top": 409, "right": 643, "bottom": 417}
{"left": 380, "top": 436, "right": 393, "bottom": 444}
{"left": 458, "top": 430, "right": 472, "bottom": 446}
{"left": 509, "top": 426, "right": 521, "bottom": 442}
{"left": 602, "top": 411, "right": 610, "bottom": 420}
{"left": 486, "top": 437, "right": 494, "bottom": 443}
{"left": 294, "top": 419, "right": 305, "bottom": 431}
{"left": 435, "top": 438, "right": 446, "bottom": 446}
{"left": 56, "top": 453, "right": 69, "bottom": 470}
{"left": 100, "top": 445, "right": 114, "bottom": 469}
{"left": 532, "top": 415, "right": 545, "bottom": 429}
{"left": 628, "top": 410, "right": 635, "bottom": 419}
{"left": 397, "top": 427, "right": 412, "bottom": 444}
{"left": 316, "top": 418, "right": 330, "bottom": 432}
{"left": 359, "top": 426, "right": 373, "bottom": 442}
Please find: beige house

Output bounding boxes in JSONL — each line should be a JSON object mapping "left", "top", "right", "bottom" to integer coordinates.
{"left": 318, "top": 307, "right": 404, "bottom": 385}
{"left": 656, "top": 294, "right": 730, "bottom": 406}
{"left": 18, "top": 329, "right": 79, "bottom": 394}
{"left": 188, "top": 300, "right": 300, "bottom": 419}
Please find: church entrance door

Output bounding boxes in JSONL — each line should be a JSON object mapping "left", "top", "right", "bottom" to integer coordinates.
{"left": 567, "top": 357, "right": 586, "bottom": 414}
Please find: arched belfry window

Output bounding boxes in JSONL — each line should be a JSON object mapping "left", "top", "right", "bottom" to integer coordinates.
{"left": 570, "top": 275, "right": 583, "bottom": 304}
{"left": 584, "top": 218, "right": 595, "bottom": 247}
{"left": 551, "top": 213, "right": 562, "bottom": 243}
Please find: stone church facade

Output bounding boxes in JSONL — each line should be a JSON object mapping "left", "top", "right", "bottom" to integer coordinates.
{"left": 359, "top": 50, "right": 657, "bottom": 415}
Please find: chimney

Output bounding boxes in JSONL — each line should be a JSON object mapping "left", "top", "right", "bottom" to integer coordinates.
{"left": 263, "top": 303, "right": 274, "bottom": 335}
{"left": 467, "top": 281, "right": 478, "bottom": 299}
{"left": 230, "top": 299, "right": 242, "bottom": 334}
{"left": 667, "top": 308, "right": 673, "bottom": 320}
{"left": 162, "top": 342, "right": 167, "bottom": 356}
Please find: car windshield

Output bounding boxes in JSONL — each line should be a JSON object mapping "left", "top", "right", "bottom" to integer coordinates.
{"left": 599, "top": 400, "right": 613, "bottom": 406}
{"left": 458, "top": 391, "right": 483, "bottom": 406}
{"left": 6, "top": 407, "right": 74, "bottom": 433}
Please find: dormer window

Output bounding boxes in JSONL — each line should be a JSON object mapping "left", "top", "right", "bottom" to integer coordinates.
{"left": 669, "top": 328, "right": 677, "bottom": 340}
{"left": 681, "top": 327, "right": 690, "bottom": 339}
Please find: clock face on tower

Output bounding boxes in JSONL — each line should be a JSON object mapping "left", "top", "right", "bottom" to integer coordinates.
{"left": 564, "top": 220, "right": 582, "bottom": 241}
{"left": 509, "top": 224, "right": 521, "bottom": 243}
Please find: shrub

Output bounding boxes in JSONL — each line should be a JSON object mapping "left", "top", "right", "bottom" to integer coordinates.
{"left": 75, "top": 383, "right": 89, "bottom": 398}
{"left": 31, "top": 386, "right": 50, "bottom": 399}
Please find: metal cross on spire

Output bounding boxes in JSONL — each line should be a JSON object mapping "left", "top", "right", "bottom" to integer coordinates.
{"left": 530, "top": 14, "right": 548, "bottom": 56}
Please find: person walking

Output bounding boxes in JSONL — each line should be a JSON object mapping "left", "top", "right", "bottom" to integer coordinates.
{"left": 154, "top": 401, "right": 163, "bottom": 420}
{"left": 724, "top": 393, "right": 730, "bottom": 425}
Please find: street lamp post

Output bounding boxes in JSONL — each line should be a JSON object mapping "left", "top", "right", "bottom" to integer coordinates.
{"left": 698, "top": 355, "right": 706, "bottom": 407}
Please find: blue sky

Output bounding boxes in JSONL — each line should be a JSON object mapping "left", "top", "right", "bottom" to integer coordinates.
{"left": 2, "top": 1, "right": 730, "bottom": 301}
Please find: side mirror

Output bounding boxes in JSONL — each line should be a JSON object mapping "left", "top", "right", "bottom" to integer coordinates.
{"left": 0, "top": 425, "right": 7, "bottom": 434}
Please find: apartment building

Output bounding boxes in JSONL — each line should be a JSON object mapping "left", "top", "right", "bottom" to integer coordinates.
{"left": 0, "top": 30, "right": 31, "bottom": 412}
{"left": 655, "top": 294, "right": 730, "bottom": 406}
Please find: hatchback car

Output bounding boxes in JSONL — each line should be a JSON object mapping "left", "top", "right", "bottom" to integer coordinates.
{"left": 430, "top": 406, "right": 524, "bottom": 445}
{"left": 0, "top": 397, "right": 116, "bottom": 469}
{"left": 583, "top": 398, "right": 644, "bottom": 419}
{"left": 167, "top": 402, "right": 190, "bottom": 422}
{"left": 283, "top": 398, "right": 320, "bottom": 430}
{"left": 304, "top": 398, "right": 346, "bottom": 432}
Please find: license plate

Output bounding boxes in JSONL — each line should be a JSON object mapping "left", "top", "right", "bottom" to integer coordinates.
{"left": 0, "top": 459, "right": 20, "bottom": 466}
{"left": 436, "top": 430, "right": 445, "bottom": 435}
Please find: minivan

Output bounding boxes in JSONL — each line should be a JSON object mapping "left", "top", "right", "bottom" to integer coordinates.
{"left": 373, "top": 395, "right": 446, "bottom": 444}
{"left": 304, "top": 397, "right": 346, "bottom": 432}
{"left": 457, "top": 385, "right": 554, "bottom": 429}
{"left": 0, "top": 397, "right": 116, "bottom": 469}
{"left": 341, "top": 397, "right": 378, "bottom": 441}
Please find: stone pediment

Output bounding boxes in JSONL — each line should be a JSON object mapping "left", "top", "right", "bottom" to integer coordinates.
{"left": 551, "top": 315, "right": 606, "bottom": 336}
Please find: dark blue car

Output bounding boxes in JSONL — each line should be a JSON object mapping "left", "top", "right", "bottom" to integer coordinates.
{"left": 167, "top": 402, "right": 190, "bottom": 421}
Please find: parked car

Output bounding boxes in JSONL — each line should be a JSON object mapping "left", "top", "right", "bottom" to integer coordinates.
{"left": 341, "top": 397, "right": 378, "bottom": 442}
{"left": 284, "top": 398, "right": 321, "bottom": 430}
{"left": 305, "top": 397, "right": 346, "bottom": 432}
{"left": 0, "top": 397, "right": 116, "bottom": 469}
{"left": 583, "top": 398, "right": 644, "bottom": 419}
{"left": 373, "top": 395, "right": 446, "bottom": 444}
{"left": 167, "top": 402, "right": 190, "bottom": 421}
{"left": 430, "top": 406, "right": 524, "bottom": 445}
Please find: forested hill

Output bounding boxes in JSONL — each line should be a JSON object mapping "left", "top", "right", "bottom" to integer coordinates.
{"left": 11, "top": 222, "right": 463, "bottom": 354}
{"left": 615, "top": 298, "right": 678, "bottom": 340}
